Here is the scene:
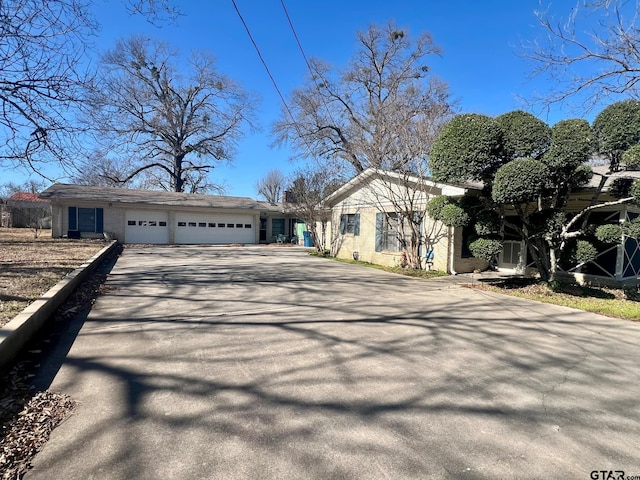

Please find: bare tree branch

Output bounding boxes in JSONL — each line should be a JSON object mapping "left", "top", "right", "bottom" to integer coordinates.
{"left": 86, "top": 36, "right": 255, "bottom": 192}
{"left": 273, "top": 21, "right": 453, "bottom": 174}
{"left": 525, "top": 0, "right": 640, "bottom": 111}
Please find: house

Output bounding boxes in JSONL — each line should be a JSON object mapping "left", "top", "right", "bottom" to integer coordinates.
{"left": 39, "top": 184, "right": 297, "bottom": 245}
{"left": 323, "top": 169, "right": 488, "bottom": 274}
{"left": 325, "top": 166, "right": 640, "bottom": 285}
{"left": 5, "top": 192, "right": 51, "bottom": 229}
{"left": 498, "top": 165, "right": 640, "bottom": 286}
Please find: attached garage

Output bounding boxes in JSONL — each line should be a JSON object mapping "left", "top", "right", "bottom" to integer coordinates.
{"left": 175, "top": 213, "right": 254, "bottom": 244}
{"left": 40, "top": 183, "right": 294, "bottom": 245}
{"left": 125, "top": 210, "right": 169, "bottom": 244}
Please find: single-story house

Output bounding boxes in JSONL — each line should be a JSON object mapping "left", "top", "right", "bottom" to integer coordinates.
{"left": 39, "top": 184, "right": 298, "bottom": 245}
{"left": 5, "top": 192, "right": 52, "bottom": 229}
{"left": 323, "top": 169, "right": 488, "bottom": 274}
{"left": 323, "top": 167, "right": 640, "bottom": 285}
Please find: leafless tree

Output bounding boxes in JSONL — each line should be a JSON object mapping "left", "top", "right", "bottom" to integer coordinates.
{"left": 87, "top": 36, "right": 255, "bottom": 193}
{"left": 527, "top": 0, "right": 640, "bottom": 111}
{"left": 273, "top": 21, "right": 453, "bottom": 175}
{"left": 0, "top": 0, "right": 96, "bottom": 173}
{"left": 285, "top": 166, "right": 342, "bottom": 252}
{"left": 124, "top": 0, "right": 181, "bottom": 25}
{"left": 255, "top": 169, "right": 286, "bottom": 202}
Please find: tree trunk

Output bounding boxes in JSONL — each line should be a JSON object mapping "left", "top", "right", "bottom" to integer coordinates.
{"left": 548, "top": 246, "right": 559, "bottom": 283}
{"left": 174, "top": 154, "right": 185, "bottom": 193}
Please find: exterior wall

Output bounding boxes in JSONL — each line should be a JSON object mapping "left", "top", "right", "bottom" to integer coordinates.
{"left": 451, "top": 226, "right": 489, "bottom": 273}
{"left": 329, "top": 179, "right": 488, "bottom": 273}
{"left": 330, "top": 205, "right": 483, "bottom": 272}
{"left": 50, "top": 199, "right": 289, "bottom": 244}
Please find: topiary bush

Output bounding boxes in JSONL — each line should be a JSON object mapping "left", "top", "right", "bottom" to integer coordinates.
{"left": 573, "top": 240, "right": 598, "bottom": 264}
{"left": 624, "top": 218, "right": 640, "bottom": 239}
{"left": 622, "top": 144, "right": 640, "bottom": 169}
{"left": 474, "top": 210, "right": 501, "bottom": 236}
{"left": 492, "top": 158, "right": 549, "bottom": 204}
{"left": 595, "top": 224, "right": 622, "bottom": 244}
{"left": 438, "top": 203, "right": 469, "bottom": 228}
{"left": 468, "top": 237, "right": 503, "bottom": 262}
{"left": 430, "top": 113, "right": 503, "bottom": 183}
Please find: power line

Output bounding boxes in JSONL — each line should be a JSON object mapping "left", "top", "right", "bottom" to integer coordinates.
{"left": 230, "top": 0, "right": 296, "bottom": 127}
{"left": 279, "top": 0, "right": 341, "bottom": 147}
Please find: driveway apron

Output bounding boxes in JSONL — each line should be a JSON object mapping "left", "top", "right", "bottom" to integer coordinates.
{"left": 27, "top": 246, "right": 640, "bottom": 479}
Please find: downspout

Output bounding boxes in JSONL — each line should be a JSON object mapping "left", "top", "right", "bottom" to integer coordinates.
{"left": 448, "top": 225, "right": 457, "bottom": 275}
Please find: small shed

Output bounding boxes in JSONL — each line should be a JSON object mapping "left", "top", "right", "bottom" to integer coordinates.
{"left": 6, "top": 192, "right": 52, "bottom": 229}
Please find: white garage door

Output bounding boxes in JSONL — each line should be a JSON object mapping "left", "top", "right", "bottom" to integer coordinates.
{"left": 125, "top": 210, "right": 169, "bottom": 244}
{"left": 175, "top": 213, "right": 255, "bottom": 244}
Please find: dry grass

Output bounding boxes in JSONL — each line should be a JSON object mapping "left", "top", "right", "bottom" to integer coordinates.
{"left": 0, "top": 228, "right": 106, "bottom": 327}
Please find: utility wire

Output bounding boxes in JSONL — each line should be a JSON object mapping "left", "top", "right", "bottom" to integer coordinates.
{"left": 279, "top": 0, "right": 342, "bottom": 158}
{"left": 231, "top": 0, "right": 295, "bottom": 124}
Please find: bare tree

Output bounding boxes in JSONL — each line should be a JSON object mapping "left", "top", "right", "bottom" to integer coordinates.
{"left": 87, "top": 36, "right": 255, "bottom": 193}
{"left": 527, "top": 0, "right": 640, "bottom": 111}
{"left": 285, "top": 166, "right": 342, "bottom": 252}
{"left": 0, "top": 0, "right": 96, "bottom": 172}
{"left": 273, "top": 22, "right": 453, "bottom": 175}
{"left": 255, "top": 169, "right": 286, "bottom": 202}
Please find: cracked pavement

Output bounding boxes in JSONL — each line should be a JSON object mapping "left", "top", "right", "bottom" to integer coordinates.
{"left": 25, "top": 246, "right": 640, "bottom": 479}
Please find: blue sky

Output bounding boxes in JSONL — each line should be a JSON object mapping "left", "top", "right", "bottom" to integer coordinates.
{"left": 13, "top": 0, "right": 603, "bottom": 197}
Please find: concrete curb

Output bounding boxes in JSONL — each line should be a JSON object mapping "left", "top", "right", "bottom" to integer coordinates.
{"left": 0, "top": 241, "right": 118, "bottom": 371}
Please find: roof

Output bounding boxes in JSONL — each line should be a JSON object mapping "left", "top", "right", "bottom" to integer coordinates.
{"left": 588, "top": 165, "right": 640, "bottom": 189}
{"left": 8, "top": 192, "right": 50, "bottom": 203}
{"left": 39, "top": 183, "right": 285, "bottom": 212}
{"left": 323, "top": 168, "right": 475, "bottom": 206}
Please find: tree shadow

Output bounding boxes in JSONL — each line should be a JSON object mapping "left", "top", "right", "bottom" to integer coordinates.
{"left": 22, "top": 246, "right": 640, "bottom": 479}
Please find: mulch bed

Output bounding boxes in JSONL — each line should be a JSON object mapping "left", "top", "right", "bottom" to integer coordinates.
{"left": 0, "top": 244, "right": 122, "bottom": 480}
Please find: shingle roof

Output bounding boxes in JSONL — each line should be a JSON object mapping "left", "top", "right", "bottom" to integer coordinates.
{"left": 588, "top": 165, "right": 640, "bottom": 189}
{"left": 8, "top": 192, "right": 50, "bottom": 203}
{"left": 39, "top": 183, "right": 284, "bottom": 212}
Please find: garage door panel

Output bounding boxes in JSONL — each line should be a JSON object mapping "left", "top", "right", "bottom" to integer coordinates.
{"left": 175, "top": 213, "right": 254, "bottom": 244}
{"left": 125, "top": 211, "right": 169, "bottom": 244}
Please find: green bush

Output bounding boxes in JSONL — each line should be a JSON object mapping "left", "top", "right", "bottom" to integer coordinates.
{"left": 624, "top": 218, "right": 640, "bottom": 239}
{"left": 595, "top": 224, "right": 622, "bottom": 244}
{"left": 492, "top": 158, "right": 549, "bottom": 204}
{"left": 622, "top": 144, "right": 640, "bottom": 168}
{"left": 474, "top": 210, "right": 501, "bottom": 236}
{"left": 468, "top": 238, "right": 503, "bottom": 261}
{"left": 439, "top": 203, "right": 469, "bottom": 228}
{"left": 573, "top": 240, "right": 598, "bottom": 264}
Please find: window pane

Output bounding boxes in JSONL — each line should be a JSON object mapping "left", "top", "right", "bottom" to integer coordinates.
{"left": 78, "top": 208, "right": 96, "bottom": 232}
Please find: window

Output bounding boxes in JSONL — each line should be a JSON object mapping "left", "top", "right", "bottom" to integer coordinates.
{"left": 236, "top": 223, "right": 243, "bottom": 228}
{"left": 227, "top": 223, "right": 235, "bottom": 228}
{"left": 375, "top": 213, "right": 412, "bottom": 252}
{"left": 188, "top": 222, "right": 197, "bottom": 227}
{"left": 244, "top": 224, "right": 252, "bottom": 229}
{"left": 159, "top": 221, "right": 167, "bottom": 227}
{"left": 339, "top": 214, "right": 360, "bottom": 235}
{"left": 149, "top": 221, "right": 157, "bottom": 226}
{"left": 178, "top": 222, "right": 187, "bottom": 227}
{"left": 218, "top": 223, "right": 225, "bottom": 228}
{"left": 208, "top": 223, "right": 215, "bottom": 227}
{"left": 198, "top": 222, "right": 206, "bottom": 227}
{"left": 138, "top": 221, "right": 147, "bottom": 226}
{"left": 127, "top": 220, "right": 136, "bottom": 226}
{"left": 68, "top": 207, "right": 103, "bottom": 233}
{"left": 272, "top": 218, "right": 285, "bottom": 237}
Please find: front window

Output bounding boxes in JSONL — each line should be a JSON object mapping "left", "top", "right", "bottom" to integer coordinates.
{"left": 378, "top": 213, "right": 412, "bottom": 252}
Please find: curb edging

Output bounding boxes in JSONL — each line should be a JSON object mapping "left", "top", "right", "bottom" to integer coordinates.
{"left": 0, "top": 241, "right": 118, "bottom": 371}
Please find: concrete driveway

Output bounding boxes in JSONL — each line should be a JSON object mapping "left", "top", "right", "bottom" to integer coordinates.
{"left": 27, "top": 246, "right": 640, "bottom": 479}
